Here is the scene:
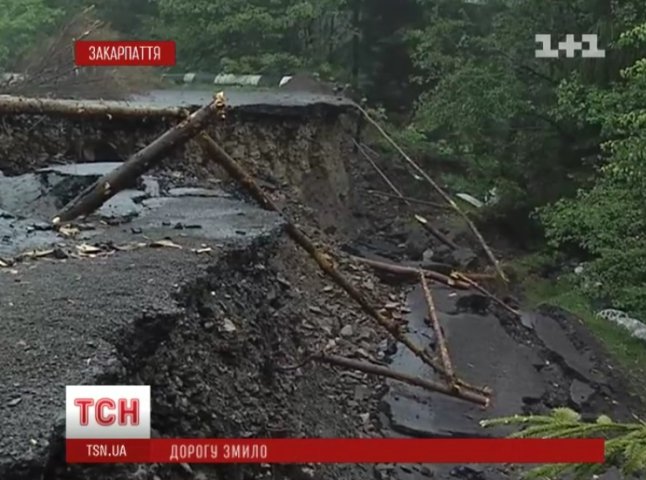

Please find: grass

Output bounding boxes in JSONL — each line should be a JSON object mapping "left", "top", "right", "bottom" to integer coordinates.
{"left": 511, "top": 254, "right": 646, "bottom": 396}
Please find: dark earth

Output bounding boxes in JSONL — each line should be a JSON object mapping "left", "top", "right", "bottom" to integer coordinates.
{"left": 0, "top": 88, "right": 642, "bottom": 480}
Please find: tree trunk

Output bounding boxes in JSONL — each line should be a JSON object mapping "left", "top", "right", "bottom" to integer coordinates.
{"left": 53, "top": 95, "right": 225, "bottom": 224}
{"left": 0, "top": 94, "right": 188, "bottom": 118}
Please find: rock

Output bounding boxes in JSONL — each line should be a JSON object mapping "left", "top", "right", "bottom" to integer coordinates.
{"left": 431, "top": 244, "right": 453, "bottom": 263}
{"left": 340, "top": 325, "right": 353, "bottom": 337}
{"left": 419, "top": 466, "right": 433, "bottom": 477}
{"left": 309, "top": 305, "right": 323, "bottom": 314}
{"left": 141, "top": 177, "right": 160, "bottom": 197}
{"left": 519, "top": 311, "right": 538, "bottom": 330}
{"left": 354, "top": 385, "right": 369, "bottom": 401}
{"left": 52, "top": 247, "right": 68, "bottom": 259}
{"left": 405, "top": 228, "right": 428, "bottom": 260}
{"left": 422, "top": 248, "right": 434, "bottom": 263}
{"left": 97, "top": 190, "right": 142, "bottom": 221}
{"left": 451, "top": 247, "right": 477, "bottom": 268}
{"left": 449, "top": 465, "right": 485, "bottom": 478}
{"left": 569, "top": 379, "right": 595, "bottom": 408}
{"left": 222, "top": 319, "right": 237, "bottom": 333}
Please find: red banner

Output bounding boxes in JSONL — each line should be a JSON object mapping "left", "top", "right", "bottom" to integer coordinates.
{"left": 74, "top": 41, "right": 176, "bottom": 66}
{"left": 66, "top": 438, "right": 605, "bottom": 464}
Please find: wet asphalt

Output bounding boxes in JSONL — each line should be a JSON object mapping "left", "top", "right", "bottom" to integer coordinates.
{"left": 0, "top": 163, "right": 284, "bottom": 478}
{"left": 130, "top": 89, "right": 354, "bottom": 110}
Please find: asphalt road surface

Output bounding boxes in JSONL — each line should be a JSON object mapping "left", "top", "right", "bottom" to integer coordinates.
{"left": 130, "top": 88, "right": 354, "bottom": 109}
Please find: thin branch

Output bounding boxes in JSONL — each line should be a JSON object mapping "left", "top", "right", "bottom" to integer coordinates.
{"left": 353, "top": 139, "right": 405, "bottom": 197}
{"left": 354, "top": 104, "right": 509, "bottom": 283}
{"left": 363, "top": 189, "right": 450, "bottom": 210}
{"left": 354, "top": 138, "right": 458, "bottom": 251}
{"left": 414, "top": 214, "right": 459, "bottom": 251}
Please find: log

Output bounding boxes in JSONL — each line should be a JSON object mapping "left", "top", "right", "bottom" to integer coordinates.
{"left": 414, "top": 214, "right": 459, "bottom": 251}
{"left": 0, "top": 94, "right": 189, "bottom": 118}
{"left": 314, "top": 354, "right": 488, "bottom": 406}
{"left": 351, "top": 256, "right": 471, "bottom": 290}
{"left": 198, "top": 133, "right": 491, "bottom": 398}
{"left": 279, "top": 352, "right": 488, "bottom": 406}
{"left": 419, "top": 272, "right": 457, "bottom": 389}
{"left": 52, "top": 93, "right": 226, "bottom": 224}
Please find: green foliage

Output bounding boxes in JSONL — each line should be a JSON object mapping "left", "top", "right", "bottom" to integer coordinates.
{"left": 405, "top": 0, "right": 590, "bottom": 216}
{"left": 482, "top": 408, "right": 646, "bottom": 478}
{"left": 0, "top": 0, "right": 62, "bottom": 69}
{"left": 151, "top": 0, "right": 352, "bottom": 74}
{"left": 540, "top": 22, "right": 646, "bottom": 317}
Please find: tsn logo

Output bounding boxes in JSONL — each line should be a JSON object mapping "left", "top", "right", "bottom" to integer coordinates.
{"left": 66, "top": 386, "right": 151, "bottom": 439}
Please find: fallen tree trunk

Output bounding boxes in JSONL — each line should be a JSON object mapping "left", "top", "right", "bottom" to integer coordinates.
{"left": 0, "top": 94, "right": 189, "bottom": 118}
{"left": 414, "top": 214, "right": 459, "bottom": 251}
{"left": 420, "top": 272, "right": 456, "bottom": 389}
{"left": 314, "top": 353, "right": 488, "bottom": 406}
{"left": 351, "top": 256, "right": 470, "bottom": 289}
{"left": 198, "top": 133, "right": 491, "bottom": 400}
{"left": 53, "top": 93, "right": 226, "bottom": 224}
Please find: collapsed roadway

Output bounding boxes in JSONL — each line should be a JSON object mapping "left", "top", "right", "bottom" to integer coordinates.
{"left": 0, "top": 88, "right": 641, "bottom": 480}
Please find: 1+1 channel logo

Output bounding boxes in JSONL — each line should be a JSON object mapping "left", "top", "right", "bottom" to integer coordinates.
{"left": 535, "top": 34, "right": 605, "bottom": 58}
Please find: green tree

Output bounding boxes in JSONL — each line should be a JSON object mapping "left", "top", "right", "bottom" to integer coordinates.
{"left": 540, "top": 22, "right": 646, "bottom": 317}
{"left": 401, "top": 0, "right": 643, "bottom": 246}
{"left": 0, "top": 0, "right": 62, "bottom": 69}
{"left": 152, "top": 0, "right": 353, "bottom": 75}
